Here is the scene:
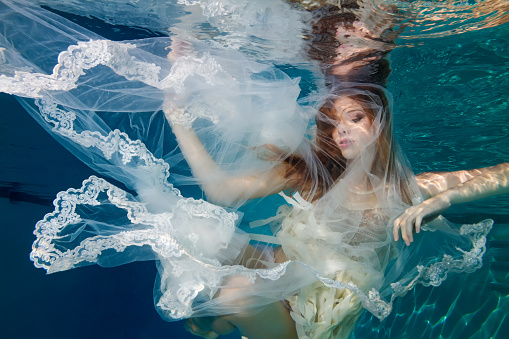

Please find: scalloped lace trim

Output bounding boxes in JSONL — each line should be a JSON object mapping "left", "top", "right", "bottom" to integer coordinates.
{"left": 388, "top": 220, "right": 493, "bottom": 316}
{"left": 0, "top": 39, "right": 166, "bottom": 97}
{"left": 1, "top": 38, "right": 236, "bottom": 130}
{"left": 30, "top": 174, "right": 240, "bottom": 318}
{"left": 0, "top": 39, "right": 229, "bottom": 97}
{"left": 30, "top": 176, "right": 181, "bottom": 272}
{"left": 34, "top": 99, "right": 177, "bottom": 194}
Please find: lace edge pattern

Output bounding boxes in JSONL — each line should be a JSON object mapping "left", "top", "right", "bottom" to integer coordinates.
{"left": 34, "top": 98, "right": 180, "bottom": 195}
{"left": 30, "top": 176, "right": 178, "bottom": 271}
{"left": 0, "top": 40, "right": 163, "bottom": 97}
{"left": 388, "top": 219, "right": 493, "bottom": 318}
{"left": 1, "top": 38, "right": 233, "bottom": 128}
{"left": 29, "top": 173, "right": 244, "bottom": 318}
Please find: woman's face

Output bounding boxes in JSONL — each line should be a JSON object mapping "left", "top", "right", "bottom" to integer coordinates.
{"left": 330, "top": 96, "right": 373, "bottom": 160}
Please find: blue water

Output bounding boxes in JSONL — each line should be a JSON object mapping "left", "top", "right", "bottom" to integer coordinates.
{"left": 1, "top": 3, "right": 509, "bottom": 339}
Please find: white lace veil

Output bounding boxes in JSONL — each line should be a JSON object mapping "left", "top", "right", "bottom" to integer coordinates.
{"left": 1, "top": 0, "right": 492, "bottom": 324}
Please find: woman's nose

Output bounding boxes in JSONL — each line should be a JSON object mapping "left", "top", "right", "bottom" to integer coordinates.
{"left": 336, "top": 124, "right": 348, "bottom": 135}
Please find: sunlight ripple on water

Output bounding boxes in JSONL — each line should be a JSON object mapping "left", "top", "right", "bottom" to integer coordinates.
{"left": 34, "top": 1, "right": 509, "bottom": 43}
{"left": 396, "top": 0, "right": 509, "bottom": 40}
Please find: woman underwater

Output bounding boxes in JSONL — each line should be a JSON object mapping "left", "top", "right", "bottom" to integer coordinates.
{"left": 170, "top": 84, "right": 509, "bottom": 338}
{"left": 1, "top": 1, "right": 508, "bottom": 339}
{"left": 166, "top": 2, "right": 509, "bottom": 338}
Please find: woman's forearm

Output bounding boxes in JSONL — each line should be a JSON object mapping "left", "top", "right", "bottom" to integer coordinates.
{"left": 171, "top": 123, "right": 222, "bottom": 181}
{"left": 169, "top": 119, "right": 241, "bottom": 204}
{"left": 435, "top": 162, "right": 509, "bottom": 206}
{"left": 395, "top": 163, "right": 509, "bottom": 246}
{"left": 166, "top": 111, "right": 291, "bottom": 205}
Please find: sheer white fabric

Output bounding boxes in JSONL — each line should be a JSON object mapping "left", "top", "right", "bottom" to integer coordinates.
{"left": 1, "top": 1, "right": 493, "bottom": 338}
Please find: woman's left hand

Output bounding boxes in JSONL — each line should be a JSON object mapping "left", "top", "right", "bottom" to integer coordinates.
{"left": 393, "top": 194, "right": 451, "bottom": 246}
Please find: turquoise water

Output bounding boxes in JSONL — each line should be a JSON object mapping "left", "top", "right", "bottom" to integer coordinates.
{"left": 356, "top": 16, "right": 509, "bottom": 338}
{"left": 1, "top": 2, "right": 509, "bottom": 338}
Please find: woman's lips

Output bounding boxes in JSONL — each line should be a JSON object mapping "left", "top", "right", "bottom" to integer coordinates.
{"left": 338, "top": 138, "right": 352, "bottom": 148}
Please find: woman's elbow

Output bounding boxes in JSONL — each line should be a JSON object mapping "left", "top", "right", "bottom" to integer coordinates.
{"left": 202, "top": 186, "right": 242, "bottom": 207}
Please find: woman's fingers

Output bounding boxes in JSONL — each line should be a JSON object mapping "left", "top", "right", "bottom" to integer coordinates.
{"left": 406, "top": 207, "right": 424, "bottom": 243}
{"left": 393, "top": 217, "right": 401, "bottom": 241}
{"left": 394, "top": 195, "right": 451, "bottom": 246}
{"left": 393, "top": 206, "right": 422, "bottom": 246}
{"left": 401, "top": 213, "right": 413, "bottom": 245}
{"left": 415, "top": 215, "right": 422, "bottom": 234}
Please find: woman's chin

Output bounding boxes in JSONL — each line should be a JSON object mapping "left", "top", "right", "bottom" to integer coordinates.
{"left": 340, "top": 149, "right": 360, "bottom": 160}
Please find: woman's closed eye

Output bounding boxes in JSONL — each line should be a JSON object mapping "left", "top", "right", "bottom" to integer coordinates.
{"left": 351, "top": 113, "right": 366, "bottom": 123}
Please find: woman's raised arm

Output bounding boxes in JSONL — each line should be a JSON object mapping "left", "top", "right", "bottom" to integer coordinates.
{"left": 166, "top": 110, "right": 295, "bottom": 206}
{"left": 394, "top": 163, "right": 509, "bottom": 245}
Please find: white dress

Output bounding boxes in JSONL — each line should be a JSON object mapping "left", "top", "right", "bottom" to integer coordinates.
{"left": 276, "top": 194, "right": 391, "bottom": 338}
